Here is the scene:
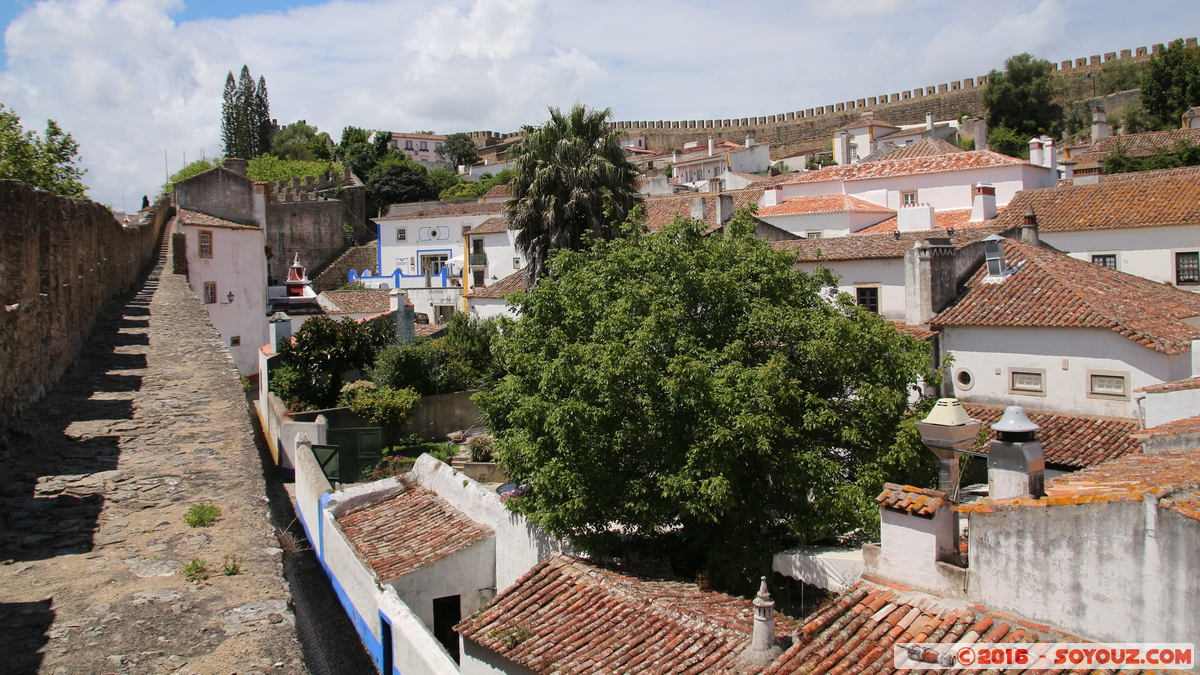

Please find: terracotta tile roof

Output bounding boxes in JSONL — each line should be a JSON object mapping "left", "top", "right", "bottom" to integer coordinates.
{"left": 415, "top": 323, "right": 448, "bottom": 338}
{"left": 482, "top": 184, "right": 511, "bottom": 200}
{"left": 642, "top": 187, "right": 766, "bottom": 233}
{"left": 957, "top": 447, "right": 1200, "bottom": 518}
{"left": 1136, "top": 376, "right": 1200, "bottom": 394}
{"left": 468, "top": 270, "right": 526, "bottom": 299}
{"left": 178, "top": 209, "right": 260, "bottom": 230}
{"left": 877, "top": 484, "right": 946, "bottom": 516}
{"left": 1056, "top": 164, "right": 1200, "bottom": 186}
{"left": 893, "top": 322, "right": 937, "bottom": 341}
{"left": 778, "top": 150, "right": 1030, "bottom": 185}
{"left": 1064, "top": 128, "right": 1200, "bottom": 164}
{"left": 764, "top": 582, "right": 1105, "bottom": 675}
{"left": 771, "top": 227, "right": 1002, "bottom": 263}
{"left": 853, "top": 208, "right": 999, "bottom": 235}
{"left": 1131, "top": 414, "right": 1200, "bottom": 440}
{"left": 726, "top": 170, "right": 771, "bottom": 184}
{"left": 319, "top": 289, "right": 391, "bottom": 315}
{"left": 862, "top": 136, "right": 964, "bottom": 162}
{"left": 374, "top": 201, "right": 505, "bottom": 221}
{"left": 672, "top": 141, "right": 746, "bottom": 167}
{"left": 470, "top": 217, "right": 509, "bottom": 234}
{"left": 455, "top": 553, "right": 800, "bottom": 674}
{"left": 759, "top": 194, "right": 894, "bottom": 217}
{"left": 930, "top": 239, "right": 1200, "bottom": 354}
{"left": 835, "top": 116, "right": 900, "bottom": 131}
{"left": 962, "top": 403, "right": 1140, "bottom": 468}
{"left": 336, "top": 479, "right": 492, "bottom": 581}
{"left": 994, "top": 174, "right": 1200, "bottom": 233}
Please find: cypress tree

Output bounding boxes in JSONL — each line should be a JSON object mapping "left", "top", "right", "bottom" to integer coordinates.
{"left": 219, "top": 65, "right": 272, "bottom": 159}
{"left": 235, "top": 66, "right": 255, "bottom": 158}
{"left": 255, "top": 76, "right": 272, "bottom": 157}
{"left": 221, "top": 72, "right": 237, "bottom": 157}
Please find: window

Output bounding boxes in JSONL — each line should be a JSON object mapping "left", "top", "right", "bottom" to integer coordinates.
{"left": 514, "top": 257, "right": 521, "bottom": 269}
{"left": 1008, "top": 368, "right": 1046, "bottom": 396}
{"left": 230, "top": 336, "right": 241, "bottom": 347}
{"left": 396, "top": 228, "right": 407, "bottom": 242}
{"left": 1092, "top": 254, "right": 1117, "bottom": 270}
{"left": 955, "top": 368, "right": 975, "bottom": 391}
{"left": 901, "top": 190, "right": 918, "bottom": 206}
{"left": 420, "top": 253, "right": 448, "bottom": 275}
{"left": 420, "top": 141, "right": 428, "bottom": 151}
{"left": 198, "top": 231, "right": 213, "bottom": 258}
{"left": 1177, "top": 252, "right": 1199, "bottom": 285}
{"left": 473, "top": 270, "right": 485, "bottom": 287}
{"left": 203, "top": 282, "right": 217, "bottom": 304}
{"left": 805, "top": 231, "right": 823, "bottom": 239}
{"left": 855, "top": 286, "right": 880, "bottom": 314}
{"left": 404, "top": 140, "right": 413, "bottom": 150}
{"left": 1087, "top": 370, "right": 1129, "bottom": 400}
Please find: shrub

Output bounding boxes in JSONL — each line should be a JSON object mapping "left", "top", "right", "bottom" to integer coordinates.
{"left": 180, "top": 557, "right": 209, "bottom": 582}
{"left": 184, "top": 501, "right": 221, "bottom": 528}
{"left": 467, "top": 434, "right": 495, "bottom": 462}
{"left": 222, "top": 555, "right": 242, "bottom": 576}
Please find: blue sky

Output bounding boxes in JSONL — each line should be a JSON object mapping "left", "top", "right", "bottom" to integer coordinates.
{"left": 2, "top": 0, "right": 1199, "bottom": 208}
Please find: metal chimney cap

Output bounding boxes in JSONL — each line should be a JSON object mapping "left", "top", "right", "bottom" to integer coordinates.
{"left": 268, "top": 312, "right": 291, "bottom": 322}
{"left": 991, "top": 406, "right": 1040, "bottom": 433}
{"left": 922, "top": 398, "right": 975, "bottom": 426}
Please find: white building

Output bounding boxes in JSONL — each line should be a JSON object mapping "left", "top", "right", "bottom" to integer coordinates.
{"left": 670, "top": 137, "right": 770, "bottom": 186}
{"left": 176, "top": 209, "right": 268, "bottom": 376}
{"left": 371, "top": 131, "right": 453, "bottom": 172}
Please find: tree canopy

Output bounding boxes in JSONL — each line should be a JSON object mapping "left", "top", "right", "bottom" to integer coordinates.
{"left": 982, "top": 53, "right": 1061, "bottom": 151}
{"left": 506, "top": 104, "right": 642, "bottom": 280}
{"left": 364, "top": 158, "right": 437, "bottom": 215}
{"left": 435, "top": 132, "right": 481, "bottom": 169}
{"left": 0, "top": 103, "right": 88, "bottom": 197}
{"left": 246, "top": 155, "right": 340, "bottom": 182}
{"left": 475, "top": 209, "right": 939, "bottom": 592}
{"left": 270, "top": 120, "right": 321, "bottom": 161}
{"left": 1142, "top": 39, "right": 1200, "bottom": 127}
{"left": 221, "top": 66, "right": 273, "bottom": 158}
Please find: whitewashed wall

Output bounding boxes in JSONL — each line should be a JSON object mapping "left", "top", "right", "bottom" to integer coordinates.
{"left": 183, "top": 223, "right": 268, "bottom": 375}
{"left": 1041, "top": 225, "right": 1200, "bottom": 290}
{"left": 378, "top": 589, "right": 460, "bottom": 675}
{"left": 797, "top": 258, "right": 907, "bottom": 321}
{"left": 389, "top": 539, "right": 496, "bottom": 630}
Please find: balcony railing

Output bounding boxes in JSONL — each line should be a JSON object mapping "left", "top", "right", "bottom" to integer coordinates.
{"left": 469, "top": 253, "right": 488, "bottom": 266}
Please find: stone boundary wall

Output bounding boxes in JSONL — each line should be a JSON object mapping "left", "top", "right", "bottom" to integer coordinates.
{"left": 0, "top": 181, "right": 170, "bottom": 427}
{"left": 465, "top": 38, "right": 1194, "bottom": 159}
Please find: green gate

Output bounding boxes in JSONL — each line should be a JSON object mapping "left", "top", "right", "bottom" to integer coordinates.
{"left": 324, "top": 428, "right": 383, "bottom": 483}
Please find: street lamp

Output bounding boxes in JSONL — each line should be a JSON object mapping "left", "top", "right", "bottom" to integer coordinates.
{"left": 914, "top": 398, "right": 983, "bottom": 501}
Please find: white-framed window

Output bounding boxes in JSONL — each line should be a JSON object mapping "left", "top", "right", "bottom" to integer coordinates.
{"left": 1008, "top": 368, "right": 1046, "bottom": 396}
{"left": 955, "top": 368, "right": 975, "bottom": 391}
{"left": 1087, "top": 369, "right": 1130, "bottom": 400}
{"left": 405, "top": 140, "right": 413, "bottom": 150}
{"left": 203, "top": 282, "right": 217, "bottom": 304}
{"left": 1177, "top": 251, "right": 1199, "bottom": 285}
{"left": 1092, "top": 254, "right": 1117, "bottom": 270}
{"left": 901, "top": 190, "right": 918, "bottom": 206}
{"left": 396, "top": 228, "right": 407, "bottom": 242}
{"left": 420, "top": 253, "right": 449, "bottom": 275}
{"left": 420, "top": 141, "right": 428, "bottom": 151}
{"left": 854, "top": 284, "right": 881, "bottom": 314}
{"left": 199, "top": 230, "right": 213, "bottom": 258}
{"left": 230, "top": 336, "right": 241, "bottom": 347}
{"left": 805, "top": 231, "right": 823, "bottom": 239}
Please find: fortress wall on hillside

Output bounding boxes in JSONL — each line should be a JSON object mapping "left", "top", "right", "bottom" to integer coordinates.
{"left": 0, "top": 181, "right": 170, "bottom": 427}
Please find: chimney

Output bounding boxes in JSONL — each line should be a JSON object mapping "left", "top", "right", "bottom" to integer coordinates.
{"left": 1092, "top": 106, "right": 1110, "bottom": 140}
{"left": 716, "top": 194, "right": 734, "bottom": 225}
{"left": 760, "top": 186, "right": 783, "bottom": 208}
{"left": 975, "top": 117, "right": 989, "bottom": 151}
{"left": 268, "top": 312, "right": 292, "bottom": 354}
{"left": 224, "top": 158, "right": 248, "bottom": 176}
{"left": 869, "top": 482, "right": 959, "bottom": 597}
{"left": 672, "top": 150, "right": 680, "bottom": 164}
{"left": 394, "top": 292, "right": 415, "bottom": 342}
{"left": 897, "top": 203, "right": 935, "bottom": 231}
{"left": 904, "top": 237, "right": 957, "bottom": 326}
{"left": 925, "top": 112, "right": 934, "bottom": 131}
{"left": 708, "top": 137, "right": 714, "bottom": 156}
{"left": 837, "top": 131, "right": 852, "bottom": 165}
{"left": 745, "top": 135, "right": 755, "bottom": 148}
{"left": 739, "top": 577, "right": 782, "bottom": 666}
{"left": 1028, "top": 138, "right": 1044, "bottom": 166}
{"left": 1043, "top": 137, "right": 1057, "bottom": 175}
{"left": 1020, "top": 206, "right": 1040, "bottom": 246}
{"left": 690, "top": 196, "right": 707, "bottom": 221}
{"left": 987, "top": 406, "right": 1046, "bottom": 499}
{"left": 970, "top": 183, "right": 997, "bottom": 222}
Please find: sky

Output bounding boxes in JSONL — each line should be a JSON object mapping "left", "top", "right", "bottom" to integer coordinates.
{"left": 1, "top": 0, "right": 1198, "bottom": 209}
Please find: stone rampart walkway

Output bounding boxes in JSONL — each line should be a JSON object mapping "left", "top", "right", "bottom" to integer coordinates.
{"left": 0, "top": 243, "right": 306, "bottom": 673}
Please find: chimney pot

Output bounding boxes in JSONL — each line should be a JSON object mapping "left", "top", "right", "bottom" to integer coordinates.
{"left": 970, "top": 182, "right": 997, "bottom": 222}
{"left": 988, "top": 406, "right": 1045, "bottom": 499}
{"left": 1020, "top": 206, "right": 1040, "bottom": 246}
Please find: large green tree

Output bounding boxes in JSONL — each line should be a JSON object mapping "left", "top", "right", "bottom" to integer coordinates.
{"left": 435, "top": 132, "right": 481, "bottom": 169}
{"left": 983, "top": 53, "right": 1061, "bottom": 149}
{"left": 506, "top": 104, "right": 641, "bottom": 280}
{"left": 221, "top": 65, "right": 272, "bottom": 158}
{"left": 271, "top": 120, "right": 320, "bottom": 161}
{"left": 475, "top": 210, "right": 939, "bottom": 592}
{"left": 1142, "top": 38, "right": 1200, "bottom": 128}
{"left": 0, "top": 103, "right": 88, "bottom": 197}
{"left": 364, "top": 157, "right": 437, "bottom": 215}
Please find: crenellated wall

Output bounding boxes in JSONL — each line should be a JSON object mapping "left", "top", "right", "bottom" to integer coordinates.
{"left": 0, "top": 181, "right": 170, "bottom": 427}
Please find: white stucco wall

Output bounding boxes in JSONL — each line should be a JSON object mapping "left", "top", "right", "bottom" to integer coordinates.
{"left": 388, "top": 538, "right": 496, "bottom": 630}
{"left": 1142, "top": 386, "right": 1200, "bottom": 429}
{"left": 322, "top": 510, "right": 382, "bottom": 645}
{"left": 293, "top": 442, "right": 333, "bottom": 543}
{"left": 1040, "top": 225, "right": 1200, "bottom": 289}
{"left": 872, "top": 508, "right": 961, "bottom": 596}
{"left": 758, "top": 212, "right": 855, "bottom": 237}
{"left": 968, "top": 500, "right": 1200, "bottom": 646}
{"left": 797, "top": 259, "right": 906, "bottom": 321}
{"left": 943, "top": 325, "right": 1192, "bottom": 417}
{"left": 468, "top": 297, "right": 517, "bottom": 320}
{"left": 376, "top": 213, "right": 496, "bottom": 280}
{"left": 183, "top": 224, "right": 268, "bottom": 376}
{"left": 730, "top": 144, "right": 771, "bottom": 174}
{"left": 413, "top": 455, "right": 571, "bottom": 590}
{"left": 461, "top": 638, "right": 538, "bottom": 675}
{"left": 378, "top": 588, "right": 460, "bottom": 675}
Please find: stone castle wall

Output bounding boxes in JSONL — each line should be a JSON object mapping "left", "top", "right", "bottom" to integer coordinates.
{"left": 264, "top": 168, "right": 369, "bottom": 284}
{"left": 0, "top": 181, "right": 170, "bottom": 427}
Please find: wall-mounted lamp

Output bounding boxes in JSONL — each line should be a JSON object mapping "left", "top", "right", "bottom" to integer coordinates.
{"left": 223, "top": 291, "right": 235, "bottom": 304}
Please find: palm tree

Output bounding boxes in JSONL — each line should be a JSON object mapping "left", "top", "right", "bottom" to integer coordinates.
{"left": 507, "top": 104, "right": 641, "bottom": 282}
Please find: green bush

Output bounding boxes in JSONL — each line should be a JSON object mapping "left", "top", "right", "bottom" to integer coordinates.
{"left": 467, "top": 434, "right": 494, "bottom": 462}
{"left": 222, "top": 555, "right": 242, "bottom": 576}
{"left": 987, "top": 126, "right": 1029, "bottom": 158}
{"left": 180, "top": 557, "right": 209, "bottom": 582}
{"left": 184, "top": 501, "right": 221, "bottom": 527}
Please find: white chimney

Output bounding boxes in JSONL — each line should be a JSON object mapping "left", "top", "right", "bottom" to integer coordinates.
{"left": 708, "top": 137, "right": 714, "bottom": 156}
{"left": 268, "top": 312, "right": 292, "bottom": 354}
{"left": 1028, "top": 138, "right": 1044, "bottom": 167}
{"left": 925, "top": 112, "right": 934, "bottom": 131}
{"left": 868, "top": 483, "right": 960, "bottom": 597}
{"left": 988, "top": 406, "right": 1046, "bottom": 500}
{"left": 739, "top": 577, "right": 782, "bottom": 666}
{"left": 897, "top": 203, "right": 935, "bottom": 231}
{"left": 690, "top": 196, "right": 707, "bottom": 221}
{"left": 975, "top": 117, "right": 989, "bottom": 151}
{"left": 1043, "top": 137, "right": 1057, "bottom": 174}
{"left": 970, "top": 183, "right": 997, "bottom": 222}
{"left": 1092, "top": 106, "right": 1110, "bottom": 140}
{"left": 760, "top": 186, "right": 783, "bottom": 208}
{"left": 745, "top": 135, "right": 755, "bottom": 148}
{"left": 837, "top": 131, "right": 852, "bottom": 165}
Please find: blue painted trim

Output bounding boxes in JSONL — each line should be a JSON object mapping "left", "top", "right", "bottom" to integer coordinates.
{"left": 318, "top": 492, "right": 331, "bottom": 561}
{"left": 376, "top": 222, "right": 383, "bottom": 278}
{"left": 321, "top": 553, "right": 385, "bottom": 671}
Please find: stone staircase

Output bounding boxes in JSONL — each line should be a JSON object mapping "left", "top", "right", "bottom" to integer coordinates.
{"left": 312, "top": 241, "right": 378, "bottom": 292}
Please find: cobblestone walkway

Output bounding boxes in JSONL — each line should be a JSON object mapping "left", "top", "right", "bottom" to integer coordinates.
{"left": 0, "top": 243, "right": 307, "bottom": 674}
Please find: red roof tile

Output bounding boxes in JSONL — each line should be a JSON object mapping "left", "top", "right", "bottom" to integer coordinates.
{"left": 374, "top": 201, "right": 505, "bottom": 221}
{"left": 468, "top": 270, "right": 526, "bottom": 299}
{"left": 455, "top": 553, "right": 799, "bottom": 674}
{"left": 336, "top": 479, "right": 492, "bottom": 580}
{"left": 772, "top": 227, "right": 1002, "bottom": 263}
{"left": 877, "top": 484, "right": 946, "bottom": 516}
{"left": 962, "top": 403, "right": 1140, "bottom": 468}
{"left": 835, "top": 115, "right": 900, "bottom": 131}
{"left": 854, "top": 208, "right": 1000, "bottom": 235}
{"left": 930, "top": 239, "right": 1200, "bottom": 354}
{"left": 778, "top": 150, "right": 1030, "bottom": 185}
{"left": 957, "top": 448, "right": 1200, "bottom": 518}
{"left": 1131, "top": 414, "right": 1200, "bottom": 440}
{"left": 1057, "top": 164, "right": 1200, "bottom": 186}
{"left": 1064, "top": 128, "right": 1200, "bottom": 164}
{"left": 482, "top": 184, "right": 511, "bottom": 200}
{"left": 893, "top": 322, "right": 937, "bottom": 341}
{"left": 994, "top": 174, "right": 1200, "bottom": 233}
{"left": 642, "top": 187, "right": 766, "bottom": 233}
{"left": 470, "top": 217, "right": 509, "bottom": 234}
{"left": 864, "top": 136, "right": 965, "bottom": 162}
{"left": 178, "top": 209, "right": 260, "bottom": 230}
{"left": 759, "top": 194, "right": 894, "bottom": 217}
{"left": 1136, "top": 376, "right": 1200, "bottom": 394}
{"left": 320, "top": 289, "right": 391, "bottom": 315}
